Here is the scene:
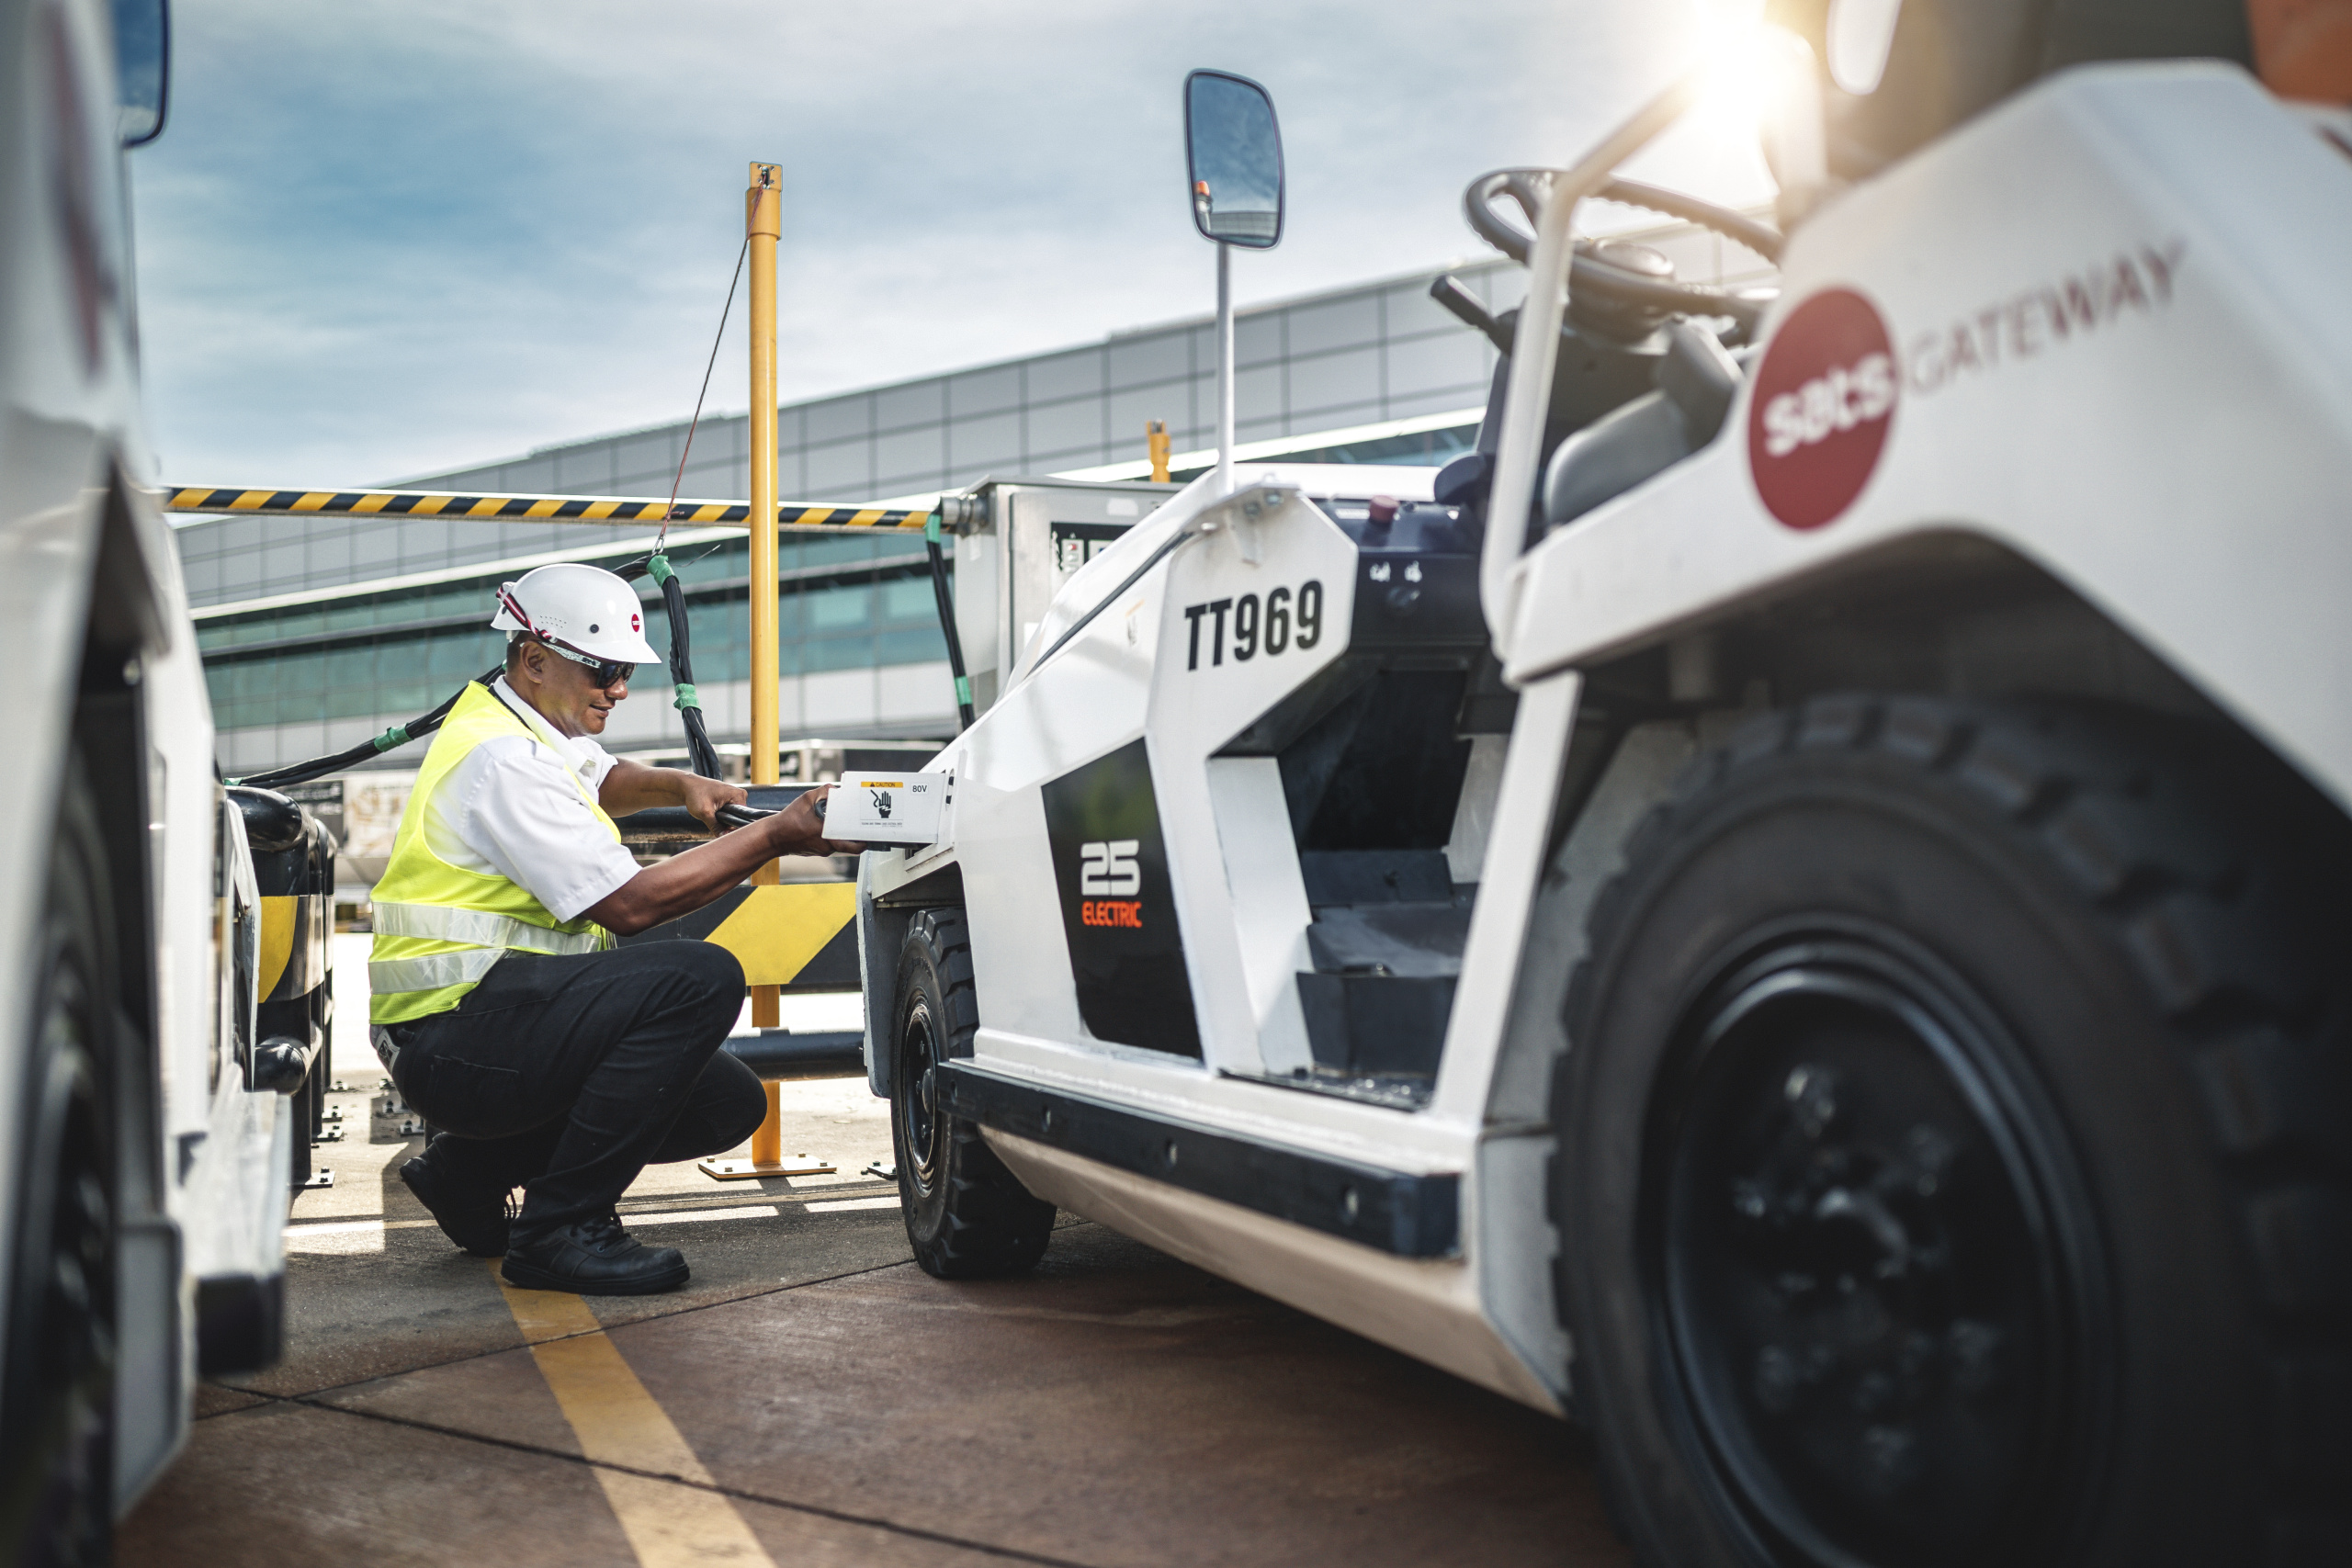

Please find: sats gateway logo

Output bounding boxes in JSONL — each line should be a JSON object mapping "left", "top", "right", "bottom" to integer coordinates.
{"left": 1040, "top": 739, "right": 1201, "bottom": 1058}
{"left": 1748, "top": 287, "right": 1896, "bottom": 530}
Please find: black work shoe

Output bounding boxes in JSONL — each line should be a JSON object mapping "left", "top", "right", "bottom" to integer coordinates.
{"left": 500, "top": 1214, "right": 689, "bottom": 1296}
{"left": 399, "top": 1154, "right": 516, "bottom": 1257}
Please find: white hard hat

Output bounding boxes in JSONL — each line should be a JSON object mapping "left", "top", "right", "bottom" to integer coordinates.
{"left": 491, "top": 563, "right": 662, "bottom": 665}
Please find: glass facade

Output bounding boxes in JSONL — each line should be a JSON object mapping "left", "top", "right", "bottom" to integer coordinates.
{"left": 197, "top": 535, "right": 949, "bottom": 737}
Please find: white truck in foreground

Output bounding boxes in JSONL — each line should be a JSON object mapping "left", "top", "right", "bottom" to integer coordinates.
{"left": 861, "top": 5, "right": 2351, "bottom": 1564}
{"left": 4, "top": 3, "right": 327, "bottom": 1560}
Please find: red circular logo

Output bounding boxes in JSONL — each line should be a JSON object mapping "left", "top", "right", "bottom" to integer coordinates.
{"left": 1747, "top": 288, "right": 1896, "bottom": 530}
{"left": 630, "top": 612, "right": 641, "bottom": 632}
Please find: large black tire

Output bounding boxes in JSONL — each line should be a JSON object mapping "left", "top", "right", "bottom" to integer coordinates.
{"left": 1552, "top": 696, "right": 2351, "bottom": 1568}
{"left": 3, "top": 761, "right": 119, "bottom": 1567}
{"left": 890, "top": 908, "right": 1055, "bottom": 1278}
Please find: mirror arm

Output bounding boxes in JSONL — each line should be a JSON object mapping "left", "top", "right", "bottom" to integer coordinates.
{"left": 1216, "top": 242, "right": 1235, "bottom": 494}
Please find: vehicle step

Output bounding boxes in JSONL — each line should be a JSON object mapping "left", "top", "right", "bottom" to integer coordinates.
{"left": 1296, "top": 971, "right": 1456, "bottom": 1077}
{"left": 1296, "top": 849, "right": 1453, "bottom": 905}
{"left": 1228, "top": 1066, "right": 1433, "bottom": 1111}
{"left": 1305, "top": 900, "right": 1471, "bottom": 978}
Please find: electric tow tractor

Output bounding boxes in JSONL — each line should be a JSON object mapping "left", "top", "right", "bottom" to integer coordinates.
{"left": 859, "top": 6, "right": 2352, "bottom": 1565}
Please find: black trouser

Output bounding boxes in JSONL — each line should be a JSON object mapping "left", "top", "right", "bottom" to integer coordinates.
{"left": 381, "top": 942, "right": 764, "bottom": 1242}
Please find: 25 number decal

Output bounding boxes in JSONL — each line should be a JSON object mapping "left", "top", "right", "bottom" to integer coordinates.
{"left": 1183, "top": 580, "right": 1321, "bottom": 671}
{"left": 1079, "top": 840, "right": 1141, "bottom": 897}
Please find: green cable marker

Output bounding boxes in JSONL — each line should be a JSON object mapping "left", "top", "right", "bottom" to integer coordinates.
{"left": 672, "top": 682, "right": 700, "bottom": 712}
{"left": 373, "top": 725, "right": 410, "bottom": 751}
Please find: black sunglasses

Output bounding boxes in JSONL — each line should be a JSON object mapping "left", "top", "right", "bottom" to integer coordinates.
{"left": 548, "top": 644, "right": 635, "bottom": 688}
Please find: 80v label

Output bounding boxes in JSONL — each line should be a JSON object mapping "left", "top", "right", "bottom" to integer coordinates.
{"left": 1182, "top": 580, "right": 1322, "bottom": 671}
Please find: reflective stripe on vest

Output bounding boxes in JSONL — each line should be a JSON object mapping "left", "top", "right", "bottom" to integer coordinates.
{"left": 368, "top": 947, "right": 507, "bottom": 995}
{"left": 368, "top": 682, "right": 621, "bottom": 1025}
{"left": 370, "top": 901, "right": 607, "bottom": 957}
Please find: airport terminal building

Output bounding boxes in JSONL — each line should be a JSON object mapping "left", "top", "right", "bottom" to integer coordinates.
{"left": 175, "top": 220, "right": 1768, "bottom": 784}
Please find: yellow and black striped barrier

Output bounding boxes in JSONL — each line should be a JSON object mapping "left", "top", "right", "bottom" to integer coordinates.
{"left": 164, "top": 486, "right": 934, "bottom": 534}
{"left": 616, "top": 880, "right": 859, "bottom": 991}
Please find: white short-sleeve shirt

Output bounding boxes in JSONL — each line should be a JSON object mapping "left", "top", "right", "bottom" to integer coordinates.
{"left": 421, "top": 677, "right": 642, "bottom": 923}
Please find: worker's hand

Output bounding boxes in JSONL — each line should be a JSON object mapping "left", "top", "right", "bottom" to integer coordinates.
{"left": 679, "top": 773, "right": 748, "bottom": 831}
{"left": 766, "top": 784, "right": 867, "bottom": 858}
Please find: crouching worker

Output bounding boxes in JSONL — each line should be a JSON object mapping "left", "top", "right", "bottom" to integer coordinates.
{"left": 368, "top": 563, "right": 860, "bottom": 1295}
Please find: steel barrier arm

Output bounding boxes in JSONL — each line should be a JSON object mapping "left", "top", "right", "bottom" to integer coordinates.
{"left": 163, "top": 486, "right": 934, "bottom": 534}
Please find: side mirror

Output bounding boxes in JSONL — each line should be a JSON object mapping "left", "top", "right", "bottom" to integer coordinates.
{"left": 1184, "top": 70, "right": 1282, "bottom": 249}
{"left": 114, "top": 0, "right": 169, "bottom": 147}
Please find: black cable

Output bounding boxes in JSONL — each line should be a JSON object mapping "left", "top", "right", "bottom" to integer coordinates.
{"left": 635, "top": 555, "right": 725, "bottom": 779}
{"left": 659, "top": 234, "right": 751, "bottom": 551}
{"left": 925, "top": 521, "right": 976, "bottom": 731}
{"left": 229, "top": 664, "right": 504, "bottom": 791}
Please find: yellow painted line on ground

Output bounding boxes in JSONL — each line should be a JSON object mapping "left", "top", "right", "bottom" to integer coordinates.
{"left": 494, "top": 1268, "right": 775, "bottom": 1567}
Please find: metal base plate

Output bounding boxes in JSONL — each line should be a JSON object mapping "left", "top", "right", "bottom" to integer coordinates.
{"left": 697, "top": 1156, "right": 837, "bottom": 1181}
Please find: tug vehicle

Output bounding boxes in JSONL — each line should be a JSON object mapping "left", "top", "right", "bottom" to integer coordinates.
{"left": 3, "top": 3, "right": 329, "bottom": 1559}
{"left": 862, "top": 3, "right": 2352, "bottom": 1562}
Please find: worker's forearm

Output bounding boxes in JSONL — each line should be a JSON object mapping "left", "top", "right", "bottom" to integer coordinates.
{"left": 597, "top": 759, "right": 690, "bottom": 817}
{"left": 587, "top": 820, "right": 815, "bottom": 936}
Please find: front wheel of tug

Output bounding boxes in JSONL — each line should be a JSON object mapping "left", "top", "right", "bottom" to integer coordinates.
{"left": 4, "top": 756, "right": 119, "bottom": 1567}
{"left": 890, "top": 908, "right": 1054, "bottom": 1279}
{"left": 1551, "top": 697, "right": 2352, "bottom": 1568}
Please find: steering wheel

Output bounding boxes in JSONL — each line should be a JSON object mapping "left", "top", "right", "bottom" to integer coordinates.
{"left": 1464, "top": 168, "right": 1780, "bottom": 330}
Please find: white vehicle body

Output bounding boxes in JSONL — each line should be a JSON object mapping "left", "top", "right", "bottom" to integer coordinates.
{"left": 863, "top": 51, "right": 2352, "bottom": 1566}
{"left": 1, "top": 0, "right": 289, "bottom": 1538}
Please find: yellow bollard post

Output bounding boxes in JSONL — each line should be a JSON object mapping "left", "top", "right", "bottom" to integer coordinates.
{"left": 752, "top": 1081, "right": 783, "bottom": 1167}
{"left": 746, "top": 163, "right": 783, "bottom": 1032}
{"left": 698, "top": 162, "right": 849, "bottom": 1187}
{"left": 1147, "top": 419, "right": 1170, "bottom": 483}
{"left": 698, "top": 1077, "right": 836, "bottom": 1180}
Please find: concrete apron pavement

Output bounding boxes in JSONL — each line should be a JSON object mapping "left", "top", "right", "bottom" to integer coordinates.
{"left": 123, "top": 942, "right": 1630, "bottom": 1566}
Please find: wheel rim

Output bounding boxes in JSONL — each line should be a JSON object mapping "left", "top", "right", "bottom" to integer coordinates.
{"left": 1644, "top": 927, "right": 2108, "bottom": 1567}
{"left": 899, "top": 998, "right": 944, "bottom": 1195}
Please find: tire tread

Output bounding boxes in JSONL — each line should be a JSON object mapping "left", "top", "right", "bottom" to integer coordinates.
{"left": 895, "top": 908, "right": 1055, "bottom": 1280}
{"left": 1553, "top": 694, "right": 2352, "bottom": 1564}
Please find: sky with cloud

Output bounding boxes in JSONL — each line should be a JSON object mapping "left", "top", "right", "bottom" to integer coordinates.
{"left": 130, "top": 0, "right": 1771, "bottom": 490}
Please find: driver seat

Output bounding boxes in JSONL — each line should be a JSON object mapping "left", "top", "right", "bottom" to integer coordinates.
{"left": 1544, "top": 321, "right": 1747, "bottom": 529}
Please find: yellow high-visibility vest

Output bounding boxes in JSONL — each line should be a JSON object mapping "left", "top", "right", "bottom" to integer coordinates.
{"left": 368, "top": 682, "right": 619, "bottom": 1024}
